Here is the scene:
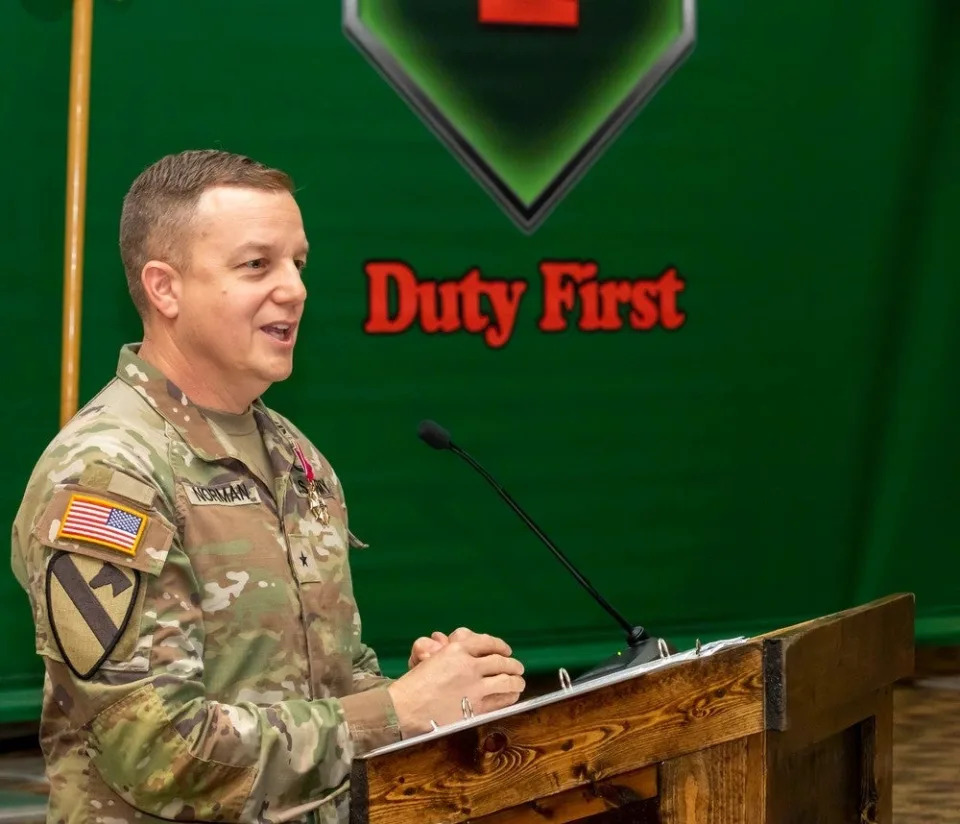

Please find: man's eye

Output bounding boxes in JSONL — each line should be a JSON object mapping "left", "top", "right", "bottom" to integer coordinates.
{"left": 244, "top": 258, "right": 268, "bottom": 270}
{"left": 295, "top": 259, "right": 307, "bottom": 272}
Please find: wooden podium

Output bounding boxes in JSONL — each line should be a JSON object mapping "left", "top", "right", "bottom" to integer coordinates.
{"left": 350, "top": 594, "right": 914, "bottom": 824}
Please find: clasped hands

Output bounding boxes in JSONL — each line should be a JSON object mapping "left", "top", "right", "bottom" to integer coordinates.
{"left": 386, "top": 627, "right": 525, "bottom": 738}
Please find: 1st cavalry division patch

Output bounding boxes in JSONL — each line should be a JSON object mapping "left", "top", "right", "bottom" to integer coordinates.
{"left": 45, "top": 493, "right": 150, "bottom": 678}
{"left": 46, "top": 552, "right": 141, "bottom": 679}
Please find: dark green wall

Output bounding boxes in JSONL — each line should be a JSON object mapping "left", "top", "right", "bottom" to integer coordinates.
{"left": 3, "top": 0, "right": 958, "bottom": 721}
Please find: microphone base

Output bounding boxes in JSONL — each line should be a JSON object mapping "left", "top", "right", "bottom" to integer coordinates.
{"left": 572, "top": 633, "right": 673, "bottom": 685}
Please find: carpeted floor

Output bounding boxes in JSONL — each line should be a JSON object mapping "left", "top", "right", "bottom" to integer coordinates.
{"left": 892, "top": 676, "right": 960, "bottom": 823}
{"left": 0, "top": 678, "right": 956, "bottom": 822}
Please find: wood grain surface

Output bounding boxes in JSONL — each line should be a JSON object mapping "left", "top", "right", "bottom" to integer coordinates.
{"left": 660, "top": 734, "right": 766, "bottom": 824}
{"left": 353, "top": 643, "right": 765, "bottom": 824}
{"left": 763, "top": 594, "right": 914, "bottom": 732}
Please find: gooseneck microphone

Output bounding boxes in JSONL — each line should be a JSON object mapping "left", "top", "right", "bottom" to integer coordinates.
{"left": 416, "top": 419, "right": 670, "bottom": 683}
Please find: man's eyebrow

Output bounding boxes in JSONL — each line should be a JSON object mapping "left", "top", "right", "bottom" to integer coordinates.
{"left": 234, "top": 241, "right": 274, "bottom": 257}
{"left": 233, "top": 241, "right": 309, "bottom": 256}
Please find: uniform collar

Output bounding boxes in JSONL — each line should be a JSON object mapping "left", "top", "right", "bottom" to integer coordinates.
{"left": 253, "top": 404, "right": 299, "bottom": 478}
{"left": 115, "top": 343, "right": 296, "bottom": 470}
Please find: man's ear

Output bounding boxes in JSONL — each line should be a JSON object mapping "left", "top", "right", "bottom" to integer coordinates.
{"left": 141, "top": 261, "right": 182, "bottom": 320}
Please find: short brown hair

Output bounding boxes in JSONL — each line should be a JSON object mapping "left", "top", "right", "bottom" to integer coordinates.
{"left": 119, "top": 149, "right": 295, "bottom": 317}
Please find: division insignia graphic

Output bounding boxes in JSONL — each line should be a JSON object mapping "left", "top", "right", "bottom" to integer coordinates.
{"left": 344, "top": 0, "right": 696, "bottom": 232}
{"left": 46, "top": 551, "right": 141, "bottom": 679}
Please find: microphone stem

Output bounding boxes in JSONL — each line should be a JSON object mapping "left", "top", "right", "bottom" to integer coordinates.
{"left": 450, "top": 443, "right": 638, "bottom": 640}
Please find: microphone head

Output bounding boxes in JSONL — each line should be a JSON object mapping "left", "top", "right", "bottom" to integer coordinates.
{"left": 417, "top": 419, "right": 452, "bottom": 450}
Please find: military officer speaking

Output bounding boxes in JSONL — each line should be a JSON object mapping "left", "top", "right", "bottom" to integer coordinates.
{"left": 11, "top": 150, "right": 525, "bottom": 823}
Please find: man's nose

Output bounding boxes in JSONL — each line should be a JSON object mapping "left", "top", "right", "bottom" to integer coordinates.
{"left": 275, "top": 261, "right": 307, "bottom": 303}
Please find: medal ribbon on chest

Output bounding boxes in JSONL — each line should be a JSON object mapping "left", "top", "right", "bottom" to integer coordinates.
{"left": 292, "top": 442, "right": 330, "bottom": 526}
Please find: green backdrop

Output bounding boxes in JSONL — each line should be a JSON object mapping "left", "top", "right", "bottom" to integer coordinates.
{"left": 2, "top": 0, "right": 958, "bottom": 722}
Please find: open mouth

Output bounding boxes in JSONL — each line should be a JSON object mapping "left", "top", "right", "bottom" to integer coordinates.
{"left": 261, "top": 323, "right": 294, "bottom": 343}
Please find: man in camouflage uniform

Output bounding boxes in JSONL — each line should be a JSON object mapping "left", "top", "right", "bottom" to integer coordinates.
{"left": 11, "top": 150, "right": 525, "bottom": 823}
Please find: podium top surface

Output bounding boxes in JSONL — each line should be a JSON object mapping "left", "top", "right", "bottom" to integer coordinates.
{"left": 363, "top": 636, "right": 749, "bottom": 759}
{"left": 360, "top": 593, "right": 915, "bottom": 760}
{"left": 349, "top": 595, "right": 914, "bottom": 824}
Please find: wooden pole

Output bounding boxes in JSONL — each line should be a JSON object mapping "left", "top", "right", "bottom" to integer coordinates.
{"left": 60, "top": 0, "right": 94, "bottom": 427}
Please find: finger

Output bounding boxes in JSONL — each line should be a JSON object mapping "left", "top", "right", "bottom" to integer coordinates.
{"left": 414, "top": 639, "right": 446, "bottom": 658}
{"left": 410, "top": 637, "right": 434, "bottom": 656}
{"left": 476, "top": 654, "right": 525, "bottom": 677}
{"left": 448, "top": 628, "right": 514, "bottom": 658}
{"left": 456, "top": 633, "right": 513, "bottom": 658}
{"left": 480, "top": 691, "right": 524, "bottom": 714}
{"left": 431, "top": 631, "right": 450, "bottom": 644}
{"left": 408, "top": 637, "right": 445, "bottom": 667}
{"left": 482, "top": 673, "right": 526, "bottom": 696}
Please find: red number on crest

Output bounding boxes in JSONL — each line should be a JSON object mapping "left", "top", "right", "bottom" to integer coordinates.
{"left": 479, "top": 0, "right": 579, "bottom": 28}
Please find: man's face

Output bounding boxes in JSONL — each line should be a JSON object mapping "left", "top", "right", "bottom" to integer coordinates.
{"left": 172, "top": 186, "right": 309, "bottom": 402}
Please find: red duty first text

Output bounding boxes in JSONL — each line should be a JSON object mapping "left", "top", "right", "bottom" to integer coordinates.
{"left": 363, "top": 261, "right": 686, "bottom": 349}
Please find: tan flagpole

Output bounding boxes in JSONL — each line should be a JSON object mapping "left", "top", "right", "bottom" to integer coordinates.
{"left": 60, "top": 0, "right": 94, "bottom": 427}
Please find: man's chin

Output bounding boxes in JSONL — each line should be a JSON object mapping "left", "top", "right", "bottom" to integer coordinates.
{"left": 261, "top": 357, "right": 295, "bottom": 385}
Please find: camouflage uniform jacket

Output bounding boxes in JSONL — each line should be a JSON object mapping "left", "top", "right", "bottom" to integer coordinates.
{"left": 10, "top": 344, "right": 402, "bottom": 824}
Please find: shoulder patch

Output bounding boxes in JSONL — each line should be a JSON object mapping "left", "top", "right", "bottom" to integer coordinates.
{"left": 33, "top": 486, "right": 175, "bottom": 576}
{"left": 58, "top": 494, "right": 148, "bottom": 557}
{"left": 46, "top": 551, "right": 142, "bottom": 680}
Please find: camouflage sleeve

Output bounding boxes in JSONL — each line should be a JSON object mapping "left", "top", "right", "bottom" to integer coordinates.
{"left": 350, "top": 641, "right": 395, "bottom": 694}
{"left": 88, "top": 539, "right": 359, "bottom": 821}
{"left": 13, "top": 455, "right": 384, "bottom": 823}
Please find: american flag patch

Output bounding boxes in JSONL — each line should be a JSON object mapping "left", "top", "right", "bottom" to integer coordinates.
{"left": 57, "top": 494, "right": 148, "bottom": 556}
